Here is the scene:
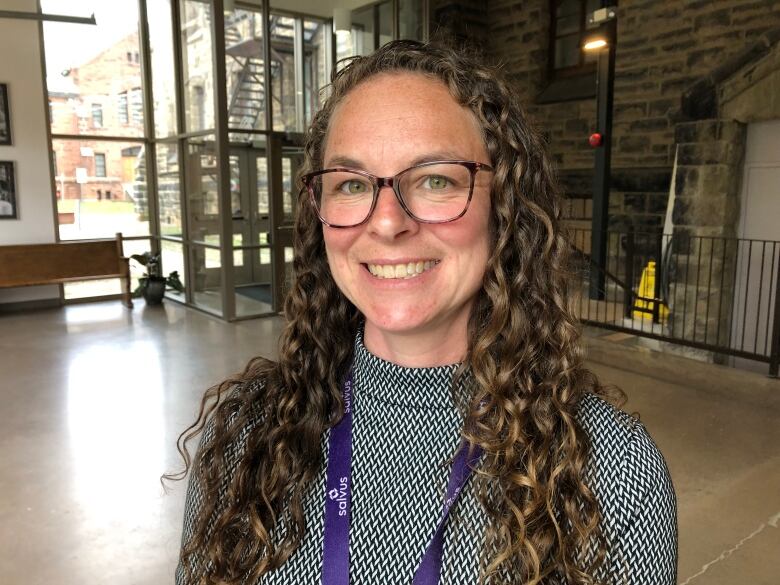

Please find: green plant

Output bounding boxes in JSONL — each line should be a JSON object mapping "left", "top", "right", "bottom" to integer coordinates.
{"left": 130, "top": 252, "right": 184, "bottom": 298}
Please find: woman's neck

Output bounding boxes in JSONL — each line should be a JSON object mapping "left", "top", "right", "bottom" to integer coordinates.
{"left": 362, "top": 319, "right": 469, "bottom": 367}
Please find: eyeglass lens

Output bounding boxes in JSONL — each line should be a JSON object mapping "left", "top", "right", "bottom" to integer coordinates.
{"left": 311, "top": 163, "right": 473, "bottom": 226}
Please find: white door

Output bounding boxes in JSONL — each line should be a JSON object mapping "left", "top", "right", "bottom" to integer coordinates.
{"left": 732, "top": 120, "right": 780, "bottom": 374}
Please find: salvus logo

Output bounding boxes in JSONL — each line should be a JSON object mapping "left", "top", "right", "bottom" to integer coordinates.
{"left": 343, "top": 380, "right": 352, "bottom": 414}
{"left": 331, "top": 476, "right": 348, "bottom": 517}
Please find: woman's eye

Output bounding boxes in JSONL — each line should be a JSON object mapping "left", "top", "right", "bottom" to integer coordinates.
{"left": 425, "top": 175, "right": 449, "bottom": 189}
{"left": 340, "top": 180, "right": 368, "bottom": 195}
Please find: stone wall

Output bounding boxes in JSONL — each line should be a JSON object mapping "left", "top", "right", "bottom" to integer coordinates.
{"left": 479, "top": 0, "right": 780, "bottom": 228}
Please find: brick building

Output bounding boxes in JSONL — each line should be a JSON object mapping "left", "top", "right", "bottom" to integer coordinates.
{"left": 49, "top": 33, "right": 144, "bottom": 201}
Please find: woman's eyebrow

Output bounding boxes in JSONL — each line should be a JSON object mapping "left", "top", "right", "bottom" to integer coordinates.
{"left": 324, "top": 151, "right": 468, "bottom": 171}
{"left": 324, "top": 155, "right": 364, "bottom": 169}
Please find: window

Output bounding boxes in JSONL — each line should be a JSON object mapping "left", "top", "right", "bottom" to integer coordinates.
{"left": 95, "top": 153, "right": 107, "bottom": 177}
{"left": 117, "top": 92, "right": 129, "bottom": 124}
{"left": 549, "top": 0, "right": 601, "bottom": 76}
{"left": 91, "top": 103, "right": 103, "bottom": 127}
{"left": 129, "top": 88, "right": 143, "bottom": 124}
{"left": 127, "top": 51, "right": 133, "bottom": 62}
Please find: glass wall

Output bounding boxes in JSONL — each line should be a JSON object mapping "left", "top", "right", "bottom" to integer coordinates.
{"left": 42, "top": 0, "right": 152, "bottom": 301}
{"left": 181, "top": 0, "right": 216, "bottom": 133}
{"left": 42, "top": 0, "right": 428, "bottom": 318}
{"left": 51, "top": 139, "right": 149, "bottom": 239}
{"left": 225, "top": 8, "right": 267, "bottom": 132}
{"left": 148, "top": 0, "right": 178, "bottom": 138}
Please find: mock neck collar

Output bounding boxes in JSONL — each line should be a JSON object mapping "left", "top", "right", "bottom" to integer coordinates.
{"left": 352, "top": 327, "right": 471, "bottom": 411}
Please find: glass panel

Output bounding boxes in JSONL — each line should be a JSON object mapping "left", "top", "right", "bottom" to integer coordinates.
{"left": 556, "top": 0, "right": 580, "bottom": 18}
{"left": 234, "top": 246, "right": 274, "bottom": 317}
{"left": 181, "top": 0, "right": 215, "bottom": 132}
{"left": 161, "top": 239, "right": 186, "bottom": 302}
{"left": 378, "top": 1, "right": 393, "bottom": 47}
{"left": 281, "top": 156, "right": 295, "bottom": 223}
{"left": 351, "top": 5, "right": 375, "bottom": 56}
{"left": 226, "top": 8, "right": 267, "bottom": 131}
{"left": 190, "top": 243, "right": 223, "bottom": 316}
{"left": 400, "top": 0, "right": 424, "bottom": 41}
{"left": 63, "top": 238, "right": 149, "bottom": 300}
{"left": 53, "top": 140, "right": 149, "bottom": 240}
{"left": 304, "top": 19, "right": 329, "bottom": 128}
{"left": 230, "top": 154, "right": 242, "bottom": 217}
{"left": 270, "top": 15, "right": 298, "bottom": 132}
{"left": 554, "top": 34, "right": 581, "bottom": 69}
{"left": 185, "top": 136, "right": 220, "bottom": 245}
{"left": 256, "top": 155, "right": 269, "bottom": 217}
{"left": 148, "top": 0, "right": 178, "bottom": 137}
{"left": 42, "top": 0, "right": 144, "bottom": 138}
{"left": 157, "top": 143, "right": 182, "bottom": 237}
{"left": 336, "top": 29, "right": 354, "bottom": 64}
{"left": 282, "top": 245, "right": 294, "bottom": 303}
{"left": 557, "top": 14, "right": 581, "bottom": 36}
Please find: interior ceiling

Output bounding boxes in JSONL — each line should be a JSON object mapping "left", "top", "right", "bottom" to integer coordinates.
{"left": 266, "top": 0, "right": 373, "bottom": 20}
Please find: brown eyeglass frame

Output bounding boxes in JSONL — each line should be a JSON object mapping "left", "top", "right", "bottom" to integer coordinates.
{"left": 301, "top": 160, "right": 493, "bottom": 228}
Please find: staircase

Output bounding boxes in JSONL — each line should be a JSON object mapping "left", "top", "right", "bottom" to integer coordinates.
{"left": 225, "top": 12, "right": 267, "bottom": 130}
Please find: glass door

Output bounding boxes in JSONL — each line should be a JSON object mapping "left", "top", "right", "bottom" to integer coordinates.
{"left": 230, "top": 145, "right": 275, "bottom": 317}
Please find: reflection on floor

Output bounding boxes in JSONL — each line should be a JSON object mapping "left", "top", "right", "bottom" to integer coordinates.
{"left": 0, "top": 301, "right": 778, "bottom": 584}
{"left": 0, "top": 301, "right": 285, "bottom": 585}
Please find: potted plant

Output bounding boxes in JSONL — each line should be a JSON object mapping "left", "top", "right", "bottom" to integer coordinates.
{"left": 130, "top": 252, "right": 184, "bottom": 305}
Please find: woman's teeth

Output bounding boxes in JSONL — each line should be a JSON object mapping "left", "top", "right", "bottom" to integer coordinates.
{"left": 367, "top": 260, "right": 438, "bottom": 279}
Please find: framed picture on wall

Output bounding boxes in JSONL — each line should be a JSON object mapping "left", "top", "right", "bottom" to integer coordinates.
{"left": 0, "top": 84, "right": 10, "bottom": 145}
{"left": 0, "top": 161, "right": 17, "bottom": 219}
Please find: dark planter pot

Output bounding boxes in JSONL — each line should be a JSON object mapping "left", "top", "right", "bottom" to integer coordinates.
{"left": 142, "top": 276, "right": 167, "bottom": 305}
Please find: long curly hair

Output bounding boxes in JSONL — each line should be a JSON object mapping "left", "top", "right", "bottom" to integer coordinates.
{"left": 170, "top": 39, "right": 618, "bottom": 585}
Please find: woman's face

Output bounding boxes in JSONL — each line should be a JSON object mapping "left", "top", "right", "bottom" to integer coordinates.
{"left": 321, "top": 72, "right": 492, "bottom": 360}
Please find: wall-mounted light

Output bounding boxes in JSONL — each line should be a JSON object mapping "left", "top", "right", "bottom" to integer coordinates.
{"left": 583, "top": 36, "right": 608, "bottom": 51}
{"left": 333, "top": 8, "right": 351, "bottom": 33}
{"left": 224, "top": 0, "right": 235, "bottom": 14}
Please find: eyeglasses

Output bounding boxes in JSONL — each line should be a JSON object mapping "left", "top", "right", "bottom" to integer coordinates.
{"left": 302, "top": 160, "right": 493, "bottom": 228}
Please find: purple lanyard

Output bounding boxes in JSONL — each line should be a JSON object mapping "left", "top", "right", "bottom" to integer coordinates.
{"left": 322, "top": 371, "right": 483, "bottom": 585}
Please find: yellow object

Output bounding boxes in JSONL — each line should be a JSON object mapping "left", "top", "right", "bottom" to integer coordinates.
{"left": 633, "top": 260, "right": 669, "bottom": 321}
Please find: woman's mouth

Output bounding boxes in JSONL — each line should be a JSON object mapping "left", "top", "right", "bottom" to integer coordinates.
{"left": 365, "top": 260, "right": 440, "bottom": 280}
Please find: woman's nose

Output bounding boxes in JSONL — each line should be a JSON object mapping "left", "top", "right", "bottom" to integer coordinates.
{"left": 365, "top": 185, "right": 418, "bottom": 239}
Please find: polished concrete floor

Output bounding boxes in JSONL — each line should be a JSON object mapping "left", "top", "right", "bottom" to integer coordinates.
{"left": 0, "top": 301, "right": 778, "bottom": 585}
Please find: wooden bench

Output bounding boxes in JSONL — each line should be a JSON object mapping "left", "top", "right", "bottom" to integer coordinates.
{"left": 0, "top": 233, "right": 133, "bottom": 308}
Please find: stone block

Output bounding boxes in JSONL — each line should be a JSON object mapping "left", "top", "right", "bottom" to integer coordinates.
{"left": 619, "top": 135, "right": 651, "bottom": 154}
{"left": 687, "top": 47, "right": 724, "bottom": 69}
{"left": 630, "top": 117, "right": 670, "bottom": 132}
{"left": 675, "top": 120, "right": 716, "bottom": 144}
{"left": 693, "top": 8, "right": 731, "bottom": 30}
{"left": 624, "top": 192, "right": 647, "bottom": 212}
{"left": 564, "top": 118, "right": 589, "bottom": 135}
{"left": 649, "top": 98, "right": 678, "bottom": 117}
{"left": 676, "top": 141, "right": 743, "bottom": 166}
{"left": 672, "top": 192, "right": 740, "bottom": 228}
{"left": 615, "top": 101, "right": 648, "bottom": 120}
{"left": 660, "top": 75, "right": 698, "bottom": 94}
{"left": 647, "top": 192, "right": 670, "bottom": 214}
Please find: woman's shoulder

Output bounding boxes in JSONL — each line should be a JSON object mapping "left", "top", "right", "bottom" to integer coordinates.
{"left": 576, "top": 393, "right": 677, "bottom": 539}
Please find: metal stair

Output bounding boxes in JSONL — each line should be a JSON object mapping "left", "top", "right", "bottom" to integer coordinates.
{"left": 225, "top": 12, "right": 267, "bottom": 130}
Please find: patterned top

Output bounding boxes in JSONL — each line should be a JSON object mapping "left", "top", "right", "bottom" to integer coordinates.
{"left": 178, "top": 333, "right": 677, "bottom": 584}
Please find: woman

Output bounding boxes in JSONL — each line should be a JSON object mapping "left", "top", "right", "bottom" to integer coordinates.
{"left": 172, "top": 40, "right": 677, "bottom": 584}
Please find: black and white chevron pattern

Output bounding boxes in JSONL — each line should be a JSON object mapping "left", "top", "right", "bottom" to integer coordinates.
{"left": 177, "top": 332, "right": 677, "bottom": 584}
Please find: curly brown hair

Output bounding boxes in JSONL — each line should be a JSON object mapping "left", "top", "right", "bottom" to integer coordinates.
{"left": 170, "top": 39, "right": 618, "bottom": 585}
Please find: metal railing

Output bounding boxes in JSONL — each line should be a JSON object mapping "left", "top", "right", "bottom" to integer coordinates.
{"left": 568, "top": 227, "right": 780, "bottom": 377}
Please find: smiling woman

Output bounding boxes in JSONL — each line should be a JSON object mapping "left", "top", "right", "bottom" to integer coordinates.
{"left": 169, "top": 40, "right": 677, "bottom": 585}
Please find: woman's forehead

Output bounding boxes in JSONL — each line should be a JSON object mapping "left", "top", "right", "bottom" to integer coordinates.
{"left": 323, "top": 72, "right": 486, "bottom": 167}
